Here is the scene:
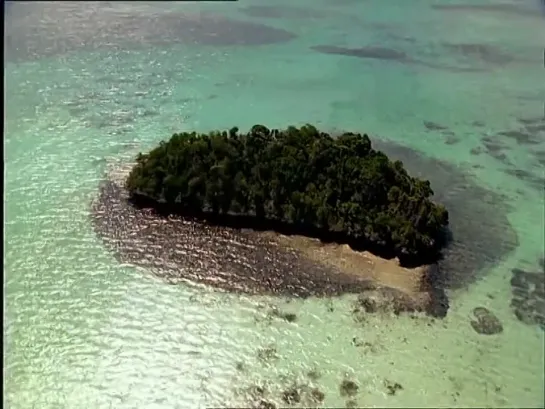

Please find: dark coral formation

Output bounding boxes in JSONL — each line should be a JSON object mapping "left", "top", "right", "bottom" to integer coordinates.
{"left": 510, "top": 264, "right": 545, "bottom": 330}
{"left": 311, "top": 45, "right": 410, "bottom": 62}
{"left": 498, "top": 129, "right": 540, "bottom": 146}
{"left": 431, "top": 3, "right": 541, "bottom": 18}
{"left": 477, "top": 117, "right": 545, "bottom": 190}
{"left": 477, "top": 117, "right": 545, "bottom": 186}
{"left": 238, "top": 384, "right": 276, "bottom": 409}
{"left": 257, "top": 345, "right": 279, "bottom": 363}
{"left": 345, "top": 399, "right": 358, "bottom": 408}
{"left": 352, "top": 281, "right": 448, "bottom": 318}
{"left": 469, "top": 307, "right": 503, "bottom": 335}
{"left": 442, "top": 43, "right": 513, "bottom": 66}
{"left": 269, "top": 307, "right": 297, "bottom": 323}
{"left": 280, "top": 382, "right": 326, "bottom": 406}
{"left": 239, "top": 5, "right": 327, "bottom": 19}
{"left": 480, "top": 117, "right": 545, "bottom": 184}
{"left": 422, "top": 121, "right": 459, "bottom": 145}
{"left": 384, "top": 380, "right": 404, "bottom": 396}
{"left": 310, "top": 44, "right": 488, "bottom": 73}
{"left": 423, "top": 121, "right": 449, "bottom": 131}
{"left": 253, "top": 400, "right": 276, "bottom": 409}
{"left": 444, "top": 134, "right": 460, "bottom": 145}
{"left": 480, "top": 135, "right": 508, "bottom": 158}
{"left": 339, "top": 379, "right": 359, "bottom": 397}
{"left": 281, "top": 385, "right": 301, "bottom": 405}
{"left": 502, "top": 168, "right": 544, "bottom": 191}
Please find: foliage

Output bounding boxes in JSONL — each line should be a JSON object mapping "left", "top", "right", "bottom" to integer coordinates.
{"left": 126, "top": 124, "right": 449, "bottom": 262}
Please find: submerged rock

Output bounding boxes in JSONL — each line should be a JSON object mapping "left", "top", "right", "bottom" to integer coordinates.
{"left": 269, "top": 307, "right": 297, "bottom": 323}
{"left": 257, "top": 346, "right": 278, "bottom": 362}
{"left": 311, "top": 45, "right": 410, "bottom": 62}
{"left": 470, "top": 307, "right": 503, "bottom": 335}
{"left": 384, "top": 379, "right": 404, "bottom": 396}
{"left": 278, "top": 380, "right": 326, "bottom": 406}
{"left": 510, "top": 264, "right": 545, "bottom": 329}
{"left": 356, "top": 287, "right": 422, "bottom": 315}
{"left": 353, "top": 283, "right": 447, "bottom": 318}
{"left": 424, "top": 120, "right": 449, "bottom": 131}
{"left": 309, "top": 387, "right": 325, "bottom": 403}
{"left": 281, "top": 385, "right": 301, "bottom": 405}
{"left": 240, "top": 384, "right": 273, "bottom": 409}
{"left": 306, "top": 368, "right": 321, "bottom": 381}
{"left": 339, "top": 379, "right": 359, "bottom": 397}
{"left": 253, "top": 400, "right": 276, "bottom": 409}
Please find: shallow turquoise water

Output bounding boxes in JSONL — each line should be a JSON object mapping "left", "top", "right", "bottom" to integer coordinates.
{"left": 4, "top": 1, "right": 545, "bottom": 408}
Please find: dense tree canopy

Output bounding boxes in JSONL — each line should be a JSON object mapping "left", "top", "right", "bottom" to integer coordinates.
{"left": 125, "top": 124, "right": 449, "bottom": 263}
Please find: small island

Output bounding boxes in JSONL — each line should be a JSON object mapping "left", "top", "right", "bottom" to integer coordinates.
{"left": 125, "top": 124, "right": 449, "bottom": 266}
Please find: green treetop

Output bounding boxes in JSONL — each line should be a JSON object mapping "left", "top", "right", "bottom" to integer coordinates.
{"left": 126, "top": 124, "right": 449, "bottom": 264}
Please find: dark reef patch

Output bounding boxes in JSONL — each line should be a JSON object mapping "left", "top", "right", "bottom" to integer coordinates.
{"left": 535, "top": 150, "right": 545, "bottom": 167}
{"left": 431, "top": 3, "right": 540, "bottom": 18}
{"left": 371, "top": 139, "right": 519, "bottom": 289}
{"left": 519, "top": 117, "right": 544, "bottom": 125}
{"left": 422, "top": 121, "right": 459, "bottom": 144}
{"left": 516, "top": 117, "right": 545, "bottom": 155}
{"left": 384, "top": 380, "right": 404, "bottom": 396}
{"left": 239, "top": 5, "right": 327, "bottom": 19}
{"left": 424, "top": 121, "right": 449, "bottom": 131}
{"left": 525, "top": 123, "right": 545, "bottom": 134}
{"left": 310, "top": 44, "right": 488, "bottom": 73}
{"left": 481, "top": 136, "right": 506, "bottom": 153}
{"left": 510, "top": 261, "right": 545, "bottom": 330}
{"left": 442, "top": 43, "right": 513, "bottom": 66}
{"left": 469, "top": 307, "right": 503, "bottom": 335}
{"left": 480, "top": 136, "right": 512, "bottom": 165}
{"left": 498, "top": 130, "right": 541, "bottom": 146}
{"left": 339, "top": 379, "right": 359, "bottom": 397}
{"left": 482, "top": 119, "right": 545, "bottom": 189}
{"left": 352, "top": 284, "right": 448, "bottom": 318}
{"left": 503, "top": 168, "right": 544, "bottom": 190}
{"left": 5, "top": 2, "right": 296, "bottom": 61}
{"left": 444, "top": 134, "right": 460, "bottom": 145}
{"left": 310, "top": 45, "right": 410, "bottom": 62}
{"left": 470, "top": 146, "right": 484, "bottom": 156}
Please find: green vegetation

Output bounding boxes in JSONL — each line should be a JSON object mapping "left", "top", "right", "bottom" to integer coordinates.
{"left": 125, "top": 124, "right": 449, "bottom": 263}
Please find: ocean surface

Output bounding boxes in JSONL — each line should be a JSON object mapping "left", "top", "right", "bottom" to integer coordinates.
{"left": 4, "top": 1, "right": 545, "bottom": 408}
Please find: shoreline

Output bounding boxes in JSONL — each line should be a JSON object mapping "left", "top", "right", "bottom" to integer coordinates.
{"left": 91, "top": 162, "right": 449, "bottom": 318}
{"left": 128, "top": 190, "right": 447, "bottom": 268}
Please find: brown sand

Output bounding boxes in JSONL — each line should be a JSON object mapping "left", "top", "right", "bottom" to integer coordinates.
{"left": 264, "top": 233, "right": 428, "bottom": 295}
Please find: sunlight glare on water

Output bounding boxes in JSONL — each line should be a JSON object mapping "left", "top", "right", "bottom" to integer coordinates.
{"left": 4, "top": 1, "right": 545, "bottom": 408}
